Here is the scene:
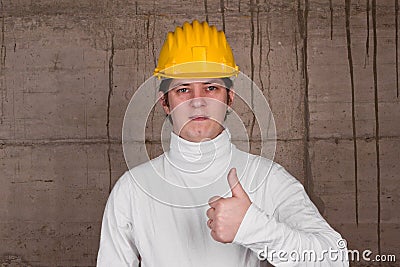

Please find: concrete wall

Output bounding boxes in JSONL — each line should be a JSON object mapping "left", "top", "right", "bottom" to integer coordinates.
{"left": 0, "top": 0, "right": 399, "bottom": 266}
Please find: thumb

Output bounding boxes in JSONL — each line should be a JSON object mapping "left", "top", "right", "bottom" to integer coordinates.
{"left": 227, "top": 168, "right": 246, "bottom": 198}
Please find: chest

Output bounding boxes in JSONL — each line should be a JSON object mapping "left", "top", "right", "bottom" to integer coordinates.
{"left": 132, "top": 199, "right": 256, "bottom": 267}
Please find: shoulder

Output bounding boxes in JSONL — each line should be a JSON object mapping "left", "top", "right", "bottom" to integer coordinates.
{"left": 129, "top": 153, "right": 165, "bottom": 174}
{"left": 108, "top": 171, "right": 135, "bottom": 202}
{"left": 234, "top": 147, "right": 302, "bottom": 193}
{"left": 236, "top": 147, "right": 298, "bottom": 182}
{"left": 111, "top": 153, "right": 166, "bottom": 193}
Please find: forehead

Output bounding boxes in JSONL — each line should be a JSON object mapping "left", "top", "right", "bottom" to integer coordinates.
{"left": 169, "top": 78, "right": 225, "bottom": 89}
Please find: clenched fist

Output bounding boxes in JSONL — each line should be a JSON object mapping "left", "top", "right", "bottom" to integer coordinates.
{"left": 206, "top": 168, "right": 252, "bottom": 243}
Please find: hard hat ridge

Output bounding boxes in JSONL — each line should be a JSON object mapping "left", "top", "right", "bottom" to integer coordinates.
{"left": 154, "top": 20, "right": 239, "bottom": 79}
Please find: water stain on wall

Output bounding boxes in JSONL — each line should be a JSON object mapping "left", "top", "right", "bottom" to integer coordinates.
{"left": 344, "top": 0, "right": 359, "bottom": 226}
{"left": 371, "top": 0, "right": 381, "bottom": 255}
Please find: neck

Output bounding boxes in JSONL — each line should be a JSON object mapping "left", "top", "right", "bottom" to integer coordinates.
{"left": 173, "top": 128, "right": 225, "bottom": 143}
{"left": 167, "top": 128, "right": 232, "bottom": 174}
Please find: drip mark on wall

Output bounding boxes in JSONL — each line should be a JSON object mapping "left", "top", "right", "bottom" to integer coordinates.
{"left": 204, "top": 0, "right": 209, "bottom": 23}
{"left": 256, "top": 0, "right": 260, "bottom": 45}
{"left": 372, "top": 0, "right": 381, "bottom": 255}
{"left": 258, "top": 22, "right": 264, "bottom": 91}
{"left": 146, "top": 17, "right": 150, "bottom": 56}
{"left": 302, "top": 0, "right": 311, "bottom": 195}
{"left": 150, "top": 11, "right": 157, "bottom": 67}
{"left": 266, "top": 11, "right": 271, "bottom": 103}
{"left": 257, "top": 0, "right": 264, "bottom": 92}
{"left": 107, "top": 32, "right": 115, "bottom": 193}
{"left": 364, "top": 0, "right": 370, "bottom": 68}
{"left": 298, "top": 0, "right": 324, "bottom": 214}
{"left": 150, "top": 16, "right": 157, "bottom": 157}
{"left": 294, "top": 1, "right": 299, "bottom": 71}
{"left": 329, "top": 0, "right": 333, "bottom": 40}
{"left": 396, "top": 0, "right": 399, "bottom": 98}
{"left": 297, "top": 0, "right": 305, "bottom": 78}
{"left": 0, "top": 0, "right": 5, "bottom": 68}
{"left": 250, "top": 0, "right": 255, "bottom": 98}
{"left": 345, "top": 0, "right": 359, "bottom": 226}
{"left": 297, "top": 0, "right": 312, "bottom": 193}
{"left": 143, "top": 22, "right": 148, "bottom": 77}
{"left": 220, "top": 0, "right": 226, "bottom": 32}
{"left": 135, "top": 21, "right": 140, "bottom": 77}
{"left": 0, "top": 0, "right": 5, "bottom": 124}
{"left": 249, "top": 0, "right": 256, "bottom": 151}
{"left": 136, "top": 47, "right": 139, "bottom": 75}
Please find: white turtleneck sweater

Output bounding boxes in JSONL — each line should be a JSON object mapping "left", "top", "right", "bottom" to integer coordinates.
{"left": 97, "top": 129, "right": 348, "bottom": 267}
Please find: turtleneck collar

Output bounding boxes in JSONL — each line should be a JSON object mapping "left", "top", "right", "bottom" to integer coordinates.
{"left": 166, "top": 128, "right": 233, "bottom": 174}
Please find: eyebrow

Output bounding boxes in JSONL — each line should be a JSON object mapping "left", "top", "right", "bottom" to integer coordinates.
{"left": 175, "top": 82, "right": 214, "bottom": 87}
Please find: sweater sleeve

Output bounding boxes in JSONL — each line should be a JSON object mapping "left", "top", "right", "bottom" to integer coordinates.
{"left": 232, "top": 163, "right": 349, "bottom": 266}
{"left": 97, "top": 173, "right": 140, "bottom": 267}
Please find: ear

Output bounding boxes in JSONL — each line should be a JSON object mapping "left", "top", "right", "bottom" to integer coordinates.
{"left": 158, "top": 91, "right": 170, "bottom": 115}
{"left": 227, "top": 88, "right": 235, "bottom": 107}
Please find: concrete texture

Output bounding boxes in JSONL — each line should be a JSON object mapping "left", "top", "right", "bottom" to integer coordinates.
{"left": 0, "top": 0, "right": 399, "bottom": 266}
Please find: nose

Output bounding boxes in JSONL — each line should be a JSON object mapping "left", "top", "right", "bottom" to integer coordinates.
{"left": 189, "top": 88, "right": 207, "bottom": 108}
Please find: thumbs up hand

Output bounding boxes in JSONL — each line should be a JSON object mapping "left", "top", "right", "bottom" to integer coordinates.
{"left": 206, "top": 168, "right": 252, "bottom": 243}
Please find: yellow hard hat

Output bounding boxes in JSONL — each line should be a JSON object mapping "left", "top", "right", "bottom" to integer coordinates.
{"left": 154, "top": 20, "right": 239, "bottom": 79}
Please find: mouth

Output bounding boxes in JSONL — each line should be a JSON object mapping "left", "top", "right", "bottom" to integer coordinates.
{"left": 189, "top": 115, "right": 210, "bottom": 121}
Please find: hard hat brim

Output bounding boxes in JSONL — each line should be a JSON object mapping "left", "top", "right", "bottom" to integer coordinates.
{"left": 154, "top": 61, "right": 239, "bottom": 79}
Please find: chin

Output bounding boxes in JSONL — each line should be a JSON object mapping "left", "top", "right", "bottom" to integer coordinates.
{"left": 181, "top": 124, "right": 223, "bottom": 142}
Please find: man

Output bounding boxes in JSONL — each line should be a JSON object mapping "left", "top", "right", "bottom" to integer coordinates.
{"left": 97, "top": 20, "right": 349, "bottom": 266}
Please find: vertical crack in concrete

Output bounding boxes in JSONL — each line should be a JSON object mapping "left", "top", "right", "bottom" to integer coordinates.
{"left": 294, "top": 1, "right": 299, "bottom": 71}
{"left": 84, "top": 65, "right": 88, "bottom": 139}
{"left": 152, "top": 14, "right": 156, "bottom": 71}
{"left": 345, "top": 0, "right": 359, "bottom": 225}
{"left": 364, "top": 0, "right": 370, "bottom": 68}
{"left": 0, "top": 0, "right": 5, "bottom": 68}
{"left": 256, "top": 0, "right": 260, "bottom": 45}
{"left": 257, "top": 1, "right": 270, "bottom": 95}
{"left": 86, "top": 146, "right": 89, "bottom": 186}
{"left": 136, "top": 44, "right": 139, "bottom": 77}
{"left": 265, "top": 9, "right": 271, "bottom": 103}
{"left": 238, "top": 0, "right": 241, "bottom": 13}
{"left": 204, "top": 0, "right": 209, "bottom": 23}
{"left": 297, "top": 0, "right": 305, "bottom": 78}
{"left": 107, "top": 32, "right": 115, "bottom": 193}
{"left": 143, "top": 22, "right": 147, "bottom": 80}
{"left": 372, "top": 0, "right": 381, "bottom": 255}
{"left": 298, "top": 0, "right": 312, "bottom": 193}
{"left": 329, "top": 0, "right": 333, "bottom": 40}
{"left": 146, "top": 17, "right": 150, "bottom": 56}
{"left": 11, "top": 20, "right": 16, "bottom": 53}
{"left": 298, "top": 0, "right": 324, "bottom": 214}
{"left": 256, "top": 0, "right": 266, "bottom": 101}
{"left": 0, "top": 0, "right": 5, "bottom": 123}
{"left": 220, "top": 0, "right": 226, "bottom": 32}
{"left": 258, "top": 12, "right": 264, "bottom": 92}
{"left": 303, "top": 0, "right": 311, "bottom": 195}
{"left": 249, "top": 0, "right": 256, "bottom": 151}
{"left": 263, "top": 1, "right": 273, "bottom": 143}
{"left": 149, "top": 15, "right": 157, "bottom": 159}
{"left": 396, "top": 0, "right": 399, "bottom": 98}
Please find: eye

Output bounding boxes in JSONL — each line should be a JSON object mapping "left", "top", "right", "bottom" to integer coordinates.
{"left": 176, "top": 88, "right": 189, "bottom": 93}
{"left": 206, "top": 85, "right": 218, "bottom": 91}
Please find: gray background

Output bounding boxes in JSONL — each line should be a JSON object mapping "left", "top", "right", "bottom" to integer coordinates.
{"left": 0, "top": 0, "right": 399, "bottom": 266}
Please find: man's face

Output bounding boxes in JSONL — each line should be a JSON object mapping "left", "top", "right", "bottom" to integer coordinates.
{"left": 159, "top": 78, "right": 234, "bottom": 142}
